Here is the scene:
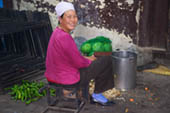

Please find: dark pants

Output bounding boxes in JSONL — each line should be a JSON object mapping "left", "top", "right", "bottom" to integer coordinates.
{"left": 79, "top": 56, "right": 114, "bottom": 93}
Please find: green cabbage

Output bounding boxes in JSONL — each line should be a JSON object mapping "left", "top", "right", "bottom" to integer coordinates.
{"left": 80, "top": 36, "right": 112, "bottom": 56}
{"left": 103, "top": 43, "right": 112, "bottom": 52}
{"left": 80, "top": 43, "right": 92, "bottom": 54}
{"left": 92, "top": 42, "right": 104, "bottom": 52}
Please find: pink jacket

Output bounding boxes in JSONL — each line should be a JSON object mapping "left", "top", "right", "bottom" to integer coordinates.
{"left": 45, "top": 27, "right": 91, "bottom": 85}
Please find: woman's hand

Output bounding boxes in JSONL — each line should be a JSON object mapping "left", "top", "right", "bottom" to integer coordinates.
{"left": 84, "top": 55, "right": 97, "bottom": 61}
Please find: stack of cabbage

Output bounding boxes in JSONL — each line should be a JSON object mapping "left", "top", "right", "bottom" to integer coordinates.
{"left": 80, "top": 36, "right": 112, "bottom": 56}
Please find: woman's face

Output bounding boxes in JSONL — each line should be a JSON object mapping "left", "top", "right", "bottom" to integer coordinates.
{"left": 59, "top": 10, "right": 78, "bottom": 33}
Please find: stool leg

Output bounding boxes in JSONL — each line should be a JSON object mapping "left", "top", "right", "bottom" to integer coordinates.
{"left": 82, "top": 84, "right": 89, "bottom": 101}
{"left": 75, "top": 88, "right": 80, "bottom": 108}
{"left": 47, "top": 86, "right": 51, "bottom": 105}
{"left": 56, "top": 87, "right": 62, "bottom": 103}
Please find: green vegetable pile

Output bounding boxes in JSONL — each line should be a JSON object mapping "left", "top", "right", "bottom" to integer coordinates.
{"left": 5, "top": 80, "right": 55, "bottom": 105}
{"left": 80, "top": 36, "right": 112, "bottom": 56}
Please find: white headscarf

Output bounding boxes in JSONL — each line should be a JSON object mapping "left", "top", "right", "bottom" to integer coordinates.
{"left": 55, "top": 1, "right": 75, "bottom": 18}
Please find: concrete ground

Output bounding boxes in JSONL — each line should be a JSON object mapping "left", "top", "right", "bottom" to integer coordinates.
{"left": 0, "top": 59, "right": 170, "bottom": 113}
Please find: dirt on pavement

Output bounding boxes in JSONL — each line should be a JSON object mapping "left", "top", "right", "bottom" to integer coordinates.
{"left": 0, "top": 59, "right": 170, "bottom": 113}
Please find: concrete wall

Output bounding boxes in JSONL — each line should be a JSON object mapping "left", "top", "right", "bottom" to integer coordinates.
{"left": 12, "top": 0, "right": 153, "bottom": 65}
{"left": 12, "top": 0, "right": 137, "bottom": 49}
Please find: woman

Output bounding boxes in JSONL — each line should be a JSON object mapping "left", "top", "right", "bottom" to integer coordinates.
{"left": 45, "top": 1, "right": 115, "bottom": 106}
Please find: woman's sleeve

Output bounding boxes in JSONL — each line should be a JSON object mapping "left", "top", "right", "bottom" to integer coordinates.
{"left": 60, "top": 35, "right": 91, "bottom": 69}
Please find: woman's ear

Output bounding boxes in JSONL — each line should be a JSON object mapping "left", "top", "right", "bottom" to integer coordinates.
{"left": 58, "top": 17, "right": 62, "bottom": 24}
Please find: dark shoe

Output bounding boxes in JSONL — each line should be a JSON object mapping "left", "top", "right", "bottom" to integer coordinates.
{"left": 90, "top": 96, "right": 115, "bottom": 106}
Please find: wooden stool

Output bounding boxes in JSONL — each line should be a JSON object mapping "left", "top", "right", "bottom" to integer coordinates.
{"left": 39, "top": 81, "right": 89, "bottom": 113}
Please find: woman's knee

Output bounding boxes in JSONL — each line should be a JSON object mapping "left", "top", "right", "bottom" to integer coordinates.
{"left": 103, "top": 56, "right": 112, "bottom": 64}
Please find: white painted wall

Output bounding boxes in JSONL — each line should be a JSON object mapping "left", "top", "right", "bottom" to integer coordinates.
{"left": 12, "top": 0, "right": 153, "bottom": 65}
{"left": 73, "top": 25, "right": 134, "bottom": 51}
{"left": 12, "top": 0, "right": 139, "bottom": 50}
